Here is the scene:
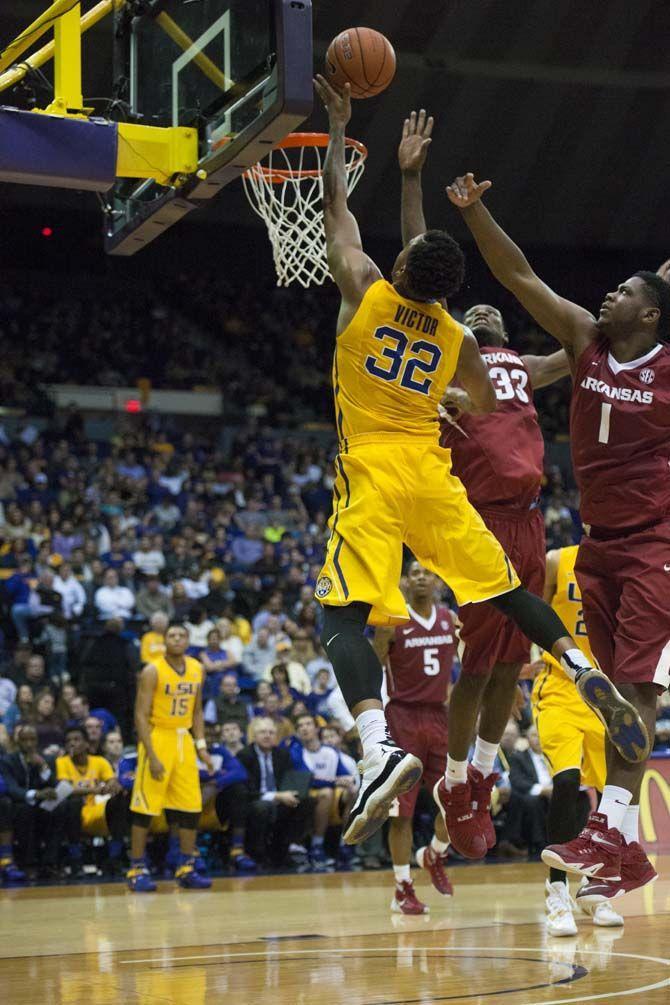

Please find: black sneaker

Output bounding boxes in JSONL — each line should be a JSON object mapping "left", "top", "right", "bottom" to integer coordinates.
{"left": 343, "top": 741, "right": 422, "bottom": 845}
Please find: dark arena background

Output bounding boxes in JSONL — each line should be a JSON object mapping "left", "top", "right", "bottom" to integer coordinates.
{"left": 0, "top": 2, "right": 669, "bottom": 1003}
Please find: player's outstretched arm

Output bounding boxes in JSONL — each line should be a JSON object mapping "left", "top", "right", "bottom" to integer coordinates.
{"left": 657, "top": 258, "right": 670, "bottom": 284}
{"left": 314, "top": 75, "right": 381, "bottom": 320}
{"left": 447, "top": 174, "right": 596, "bottom": 363}
{"left": 543, "top": 550, "right": 560, "bottom": 605}
{"left": 521, "top": 349, "right": 571, "bottom": 390}
{"left": 398, "top": 109, "right": 433, "bottom": 244}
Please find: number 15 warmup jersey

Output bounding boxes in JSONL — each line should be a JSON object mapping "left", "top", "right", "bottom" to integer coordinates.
{"left": 333, "top": 279, "right": 465, "bottom": 447}
{"left": 149, "top": 653, "right": 202, "bottom": 730}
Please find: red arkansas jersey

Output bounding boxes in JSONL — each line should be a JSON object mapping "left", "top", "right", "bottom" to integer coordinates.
{"left": 440, "top": 347, "right": 544, "bottom": 509}
{"left": 386, "top": 604, "right": 456, "bottom": 705}
{"left": 571, "top": 338, "right": 670, "bottom": 531}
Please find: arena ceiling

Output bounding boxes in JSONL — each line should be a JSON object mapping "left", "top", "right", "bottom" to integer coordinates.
{"left": 1, "top": 0, "right": 670, "bottom": 254}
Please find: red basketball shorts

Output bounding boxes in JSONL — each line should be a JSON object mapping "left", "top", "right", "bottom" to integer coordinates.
{"left": 385, "top": 701, "right": 448, "bottom": 817}
{"left": 459, "top": 506, "right": 546, "bottom": 676}
{"left": 576, "top": 520, "right": 670, "bottom": 691}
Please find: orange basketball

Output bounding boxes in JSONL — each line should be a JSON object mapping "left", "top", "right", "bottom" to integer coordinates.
{"left": 325, "top": 28, "right": 396, "bottom": 99}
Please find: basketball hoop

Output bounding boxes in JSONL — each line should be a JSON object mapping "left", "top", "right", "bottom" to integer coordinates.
{"left": 242, "top": 132, "right": 367, "bottom": 288}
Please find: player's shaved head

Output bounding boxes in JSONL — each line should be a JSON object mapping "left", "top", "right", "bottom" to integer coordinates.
{"left": 598, "top": 272, "right": 670, "bottom": 343}
{"left": 463, "top": 304, "right": 507, "bottom": 348}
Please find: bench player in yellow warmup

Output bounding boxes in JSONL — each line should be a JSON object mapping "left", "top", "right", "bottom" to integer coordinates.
{"left": 533, "top": 546, "right": 624, "bottom": 934}
{"left": 127, "top": 623, "right": 213, "bottom": 892}
{"left": 311, "top": 78, "right": 640, "bottom": 848}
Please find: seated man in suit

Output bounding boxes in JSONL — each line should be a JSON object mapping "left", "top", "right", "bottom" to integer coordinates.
{"left": 238, "top": 717, "right": 314, "bottom": 868}
{"left": 509, "top": 725, "right": 553, "bottom": 854}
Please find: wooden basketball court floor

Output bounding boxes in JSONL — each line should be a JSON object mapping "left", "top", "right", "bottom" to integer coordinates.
{"left": 1, "top": 857, "right": 669, "bottom": 1004}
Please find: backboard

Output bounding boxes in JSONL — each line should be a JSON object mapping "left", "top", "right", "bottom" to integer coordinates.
{"left": 105, "top": 0, "right": 313, "bottom": 255}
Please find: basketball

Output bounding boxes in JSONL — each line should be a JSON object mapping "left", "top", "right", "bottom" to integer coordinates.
{"left": 325, "top": 27, "right": 396, "bottom": 99}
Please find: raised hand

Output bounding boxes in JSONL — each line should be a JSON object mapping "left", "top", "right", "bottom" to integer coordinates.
{"left": 314, "top": 74, "right": 351, "bottom": 128}
{"left": 446, "top": 172, "right": 492, "bottom": 209}
{"left": 657, "top": 258, "right": 670, "bottom": 283}
{"left": 398, "top": 109, "right": 433, "bottom": 174}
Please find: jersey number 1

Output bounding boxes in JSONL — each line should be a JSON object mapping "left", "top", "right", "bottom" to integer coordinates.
{"left": 598, "top": 402, "right": 612, "bottom": 443}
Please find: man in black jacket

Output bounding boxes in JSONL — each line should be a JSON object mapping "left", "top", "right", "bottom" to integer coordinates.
{"left": 238, "top": 717, "right": 313, "bottom": 866}
{"left": 0, "top": 724, "right": 73, "bottom": 877}
{"left": 509, "top": 725, "right": 553, "bottom": 853}
{"left": 77, "top": 619, "right": 140, "bottom": 737}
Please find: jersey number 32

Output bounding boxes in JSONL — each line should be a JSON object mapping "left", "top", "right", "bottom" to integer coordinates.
{"left": 365, "top": 325, "right": 442, "bottom": 395}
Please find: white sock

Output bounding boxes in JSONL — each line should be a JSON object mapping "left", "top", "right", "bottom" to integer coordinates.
{"left": 431, "top": 835, "right": 449, "bottom": 854}
{"left": 393, "top": 864, "right": 410, "bottom": 885}
{"left": 471, "top": 736, "right": 499, "bottom": 778}
{"left": 444, "top": 755, "right": 468, "bottom": 790}
{"left": 559, "top": 648, "right": 592, "bottom": 681}
{"left": 621, "top": 804, "right": 640, "bottom": 845}
{"left": 356, "top": 708, "right": 389, "bottom": 757}
{"left": 598, "top": 785, "right": 632, "bottom": 832}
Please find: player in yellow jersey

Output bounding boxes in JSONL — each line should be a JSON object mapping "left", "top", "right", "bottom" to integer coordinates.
{"left": 532, "top": 547, "right": 622, "bottom": 934}
{"left": 127, "top": 623, "right": 213, "bottom": 892}
{"left": 312, "top": 76, "right": 643, "bottom": 848}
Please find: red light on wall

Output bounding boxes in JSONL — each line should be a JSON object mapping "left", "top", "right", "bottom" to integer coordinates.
{"left": 41, "top": 226, "right": 53, "bottom": 237}
{"left": 125, "top": 399, "right": 142, "bottom": 413}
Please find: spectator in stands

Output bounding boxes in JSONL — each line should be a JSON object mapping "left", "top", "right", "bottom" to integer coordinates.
{"left": 0, "top": 668, "right": 17, "bottom": 719}
{"left": 152, "top": 497, "right": 181, "bottom": 531}
{"left": 33, "top": 689, "right": 64, "bottom": 753}
{"left": 67, "top": 693, "right": 90, "bottom": 726}
{"left": 184, "top": 605, "right": 215, "bottom": 648}
{"left": 5, "top": 557, "right": 40, "bottom": 642}
{"left": 94, "top": 568, "right": 135, "bottom": 622}
{"left": 135, "top": 575, "right": 172, "bottom": 621}
{"left": 270, "top": 664, "right": 300, "bottom": 712}
{"left": 33, "top": 613, "right": 69, "bottom": 683}
{"left": 252, "top": 590, "right": 292, "bottom": 633}
{"left": 214, "top": 616, "right": 244, "bottom": 666}
{"left": 238, "top": 717, "right": 314, "bottom": 868}
{"left": 132, "top": 537, "right": 166, "bottom": 577}
{"left": 204, "top": 672, "right": 250, "bottom": 731}
{"left": 0, "top": 723, "right": 66, "bottom": 879}
{"left": 140, "top": 611, "right": 168, "bottom": 664}
{"left": 77, "top": 619, "right": 139, "bottom": 737}
{"left": 3, "top": 685, "right": 35, "bottom": 733}
{"left": 306, "top": 668, "right": 335, "bottom": 719}
{"left": 263, "top": 640, "right": 311, "bottom": 694}
{"left": 102, "top": 730, "right": 124, "bottom": 771}
{"left": 203, "top": 569, "right": 228, "bottom": 619}
{"left": 199, "top": 628, "right": 235, "bottom": 701}
{"left": 20, "top": 654, "right": 50, "bottom": 696}
{"left": 56, "top": 725, "right": 128, "bottom": 877}
{"left": 198, "top": 734, "right": 256, "bottom": 871}
{"left": 221, "top": 720, "right": 245, "bottom": 757}
{"left": 2, "top": 641, "right": 32, "bottom": 686}
{"left": 53, "top": 562, "right": 86, "bottom": 621}
{"left": 509, "top": 725, "right": 553, "bottom": 854}
{"left": 84, "top": 715, "right": 104, "bottom": 755}
{"left": 51, "top": 521, "right": 83, "bottom": 561}
{"left": 0, "top": 771, "right": 27, "bottom": 883}
{"left": 288, "top": 713, "right": 357, "bottom": 870}
{"left": 242, "top": 626, "right": 274, "bottom": 682}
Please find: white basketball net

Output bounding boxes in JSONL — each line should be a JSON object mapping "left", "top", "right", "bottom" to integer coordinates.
{"left": 242, "top": 135, "right": 367, "bottom": 288}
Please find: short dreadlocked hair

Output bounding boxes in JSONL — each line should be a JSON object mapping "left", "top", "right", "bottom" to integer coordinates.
{"left": 404, "top": 230, "right": 466, "bottom": 301}
{"left": 634, "top": 271, "right": 670, "bottom": 342}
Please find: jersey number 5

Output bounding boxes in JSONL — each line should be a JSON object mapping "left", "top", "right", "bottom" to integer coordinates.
{"left": 423, "top": 647, "right": 441, "bottom": 676}
{"left": 365, "top": 325, "right": 442, "bottom": 396}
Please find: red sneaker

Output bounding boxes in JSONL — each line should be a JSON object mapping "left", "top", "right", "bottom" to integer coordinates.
{"left": 390, "top": 879, "right": 429, "bottom": 915}
{"left": 416, "top": 845, "right": 453, "bottom": 896}
{"left": 575, "top": 840, "right": 658, "bottom": 905}
{"left": 468, "top": 765, "right": 500, "bottom": 850}
{"left": 541, "top": 812, "right": 623, "bottom": 881}
{"left": 433, "top": 777, "right": 487, "bottom": 860}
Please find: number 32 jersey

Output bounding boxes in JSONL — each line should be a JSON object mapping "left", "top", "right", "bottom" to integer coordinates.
{"left": 386, "top": 605, "right": 457, "bottom": 705}
{"left": 440, "top": 347, "right": 544, "bottom": 510}
{"left": 334, "top": 279, "right": 465, "bottom": 447}
{"left": 570, "top": 337, "right": 670, "bottom": 531}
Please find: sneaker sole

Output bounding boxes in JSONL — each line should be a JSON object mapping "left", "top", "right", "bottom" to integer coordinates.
{"left": 343, "top": 754, "right": 423, "bottom": 845}
{"left": 546, "top": 919, "right": 579, "bottom": 938}
{"left": 576, "top": 871, "right": 658, "bottom": 905}
{"left": 416, "top": 846, "right": 453, "bottom": 897}
{"left": 541, "top": 847, "right": 621, "bottom": 882}
{"left": 577, "top": 671, "right": 650, "bottom": 763}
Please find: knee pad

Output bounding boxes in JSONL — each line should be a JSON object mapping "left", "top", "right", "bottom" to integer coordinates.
{"left": 165, "top": 810, "right": 200, "bottom": 830}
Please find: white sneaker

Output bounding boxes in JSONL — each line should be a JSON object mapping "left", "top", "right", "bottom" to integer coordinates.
{"left": 343, "top": 741, "right": 422, "bottom": 845}
{"left": 545, "top": 880, "right": 578, "bottom": 937}
{"left": 576, "top": 895, "right": 624, "bottom": 928}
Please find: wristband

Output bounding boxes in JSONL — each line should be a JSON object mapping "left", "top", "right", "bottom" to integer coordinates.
{"left": 195, "top": 738, "right": 207, "bottom": 751}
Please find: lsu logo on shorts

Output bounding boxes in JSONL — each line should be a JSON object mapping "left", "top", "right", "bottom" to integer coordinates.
{"left": 315, "top": 576, "right": 333, "bottom": 599}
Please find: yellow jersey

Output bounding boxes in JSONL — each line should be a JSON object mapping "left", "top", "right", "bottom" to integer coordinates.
{"left": 334, "top": 280, "right": 465, "bottom": 446}
{"left": 56, "top": 754, "right": 113, "bottom": 807}
{"left": 149, "top": 652, "right": 202, "bottom": 729}
{"left": 542, "top": 545, "right": 595, "bottom": 676}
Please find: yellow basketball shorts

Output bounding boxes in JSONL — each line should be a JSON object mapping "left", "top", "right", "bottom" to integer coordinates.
{"left": 316, "top": 437, "right": 520, "bottom": 625}
{"left": 532, "top": 664, "right": 606, "bottom": 790}
{"left": 130, "top": 727, "right": 202, "bottom": 816}
{"left": 81, "top": 799, "right": 110, "bottom": 838}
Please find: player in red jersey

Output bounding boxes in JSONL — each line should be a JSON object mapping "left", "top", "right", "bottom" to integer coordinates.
{"left": 374, "top": 561, "right": 456, "bottom": 914}
{"left": 447, "top": 169, "right": 669, "bottom": 897}
{"left": 399, "top": 116, "right": 573, "bottom": 860}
